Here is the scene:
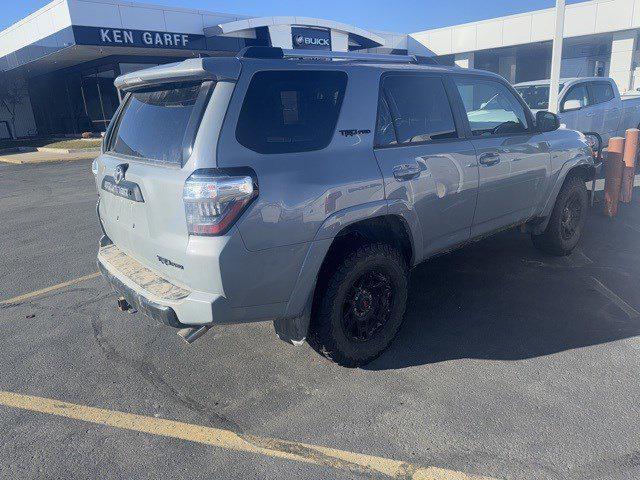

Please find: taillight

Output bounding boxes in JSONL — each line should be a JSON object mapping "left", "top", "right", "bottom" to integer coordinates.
{"left": 183, "top": 169, "right": 257, "bottom": 236}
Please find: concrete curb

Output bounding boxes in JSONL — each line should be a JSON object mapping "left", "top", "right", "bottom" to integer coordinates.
{"left": 35, "top": 147, "right": 100, "bottom": 154}
{"left": 0, "top": 146, "right": 100, "bottom": 155}
{"left": 0, "top": 155, "right": 97, "bottom": 165}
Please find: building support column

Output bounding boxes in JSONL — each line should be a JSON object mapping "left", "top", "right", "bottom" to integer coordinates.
{"left": 331, "top": 31, "right": 349, "bottom": 52}
{"left": 268, "top": 25, "right": 293, "bottom": 49}
{"left": 548, "top": 0, "right": 566, "bottom": 113}
{"left": 454, "top": 52, "right": 474, "bottom": 69}
{"left": 498, "top": 55, "right": 517, "bottom": 83}
{"left": 610, "top": 30, "right": 638, "bottom": 94}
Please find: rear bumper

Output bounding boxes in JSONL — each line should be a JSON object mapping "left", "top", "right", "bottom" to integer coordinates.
{"left": 97, "top": 237, "right": 291, "bottom": 327}
{"left": 97, "top": 239, "right": 233, "bottom": 327}
{"left": 98, "top": 261, "right": 184, "bottom": 328}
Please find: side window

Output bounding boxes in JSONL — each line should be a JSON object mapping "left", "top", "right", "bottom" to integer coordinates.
{"left": 453, "top": 77, "right": 529, "bottom": 136}
{"left": 236, "top": 70, "right": 347, "bottom": 154}
{"left": 375, "top": 95, "right": 397, "bottom": 147}
{"left": 561, "top": 84, "right": 590, "bottom": 111}
{"left": 589, "top": 82, "right": 615, "bottom": 105}
{"left": 376, "top": 75, "right": 458, "bottom": 146}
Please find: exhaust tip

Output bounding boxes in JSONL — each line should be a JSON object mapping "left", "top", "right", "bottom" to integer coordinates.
{"left": 117, "top": 296, "right": 132, "bottom": 312}
{"left": 177, "top": 325, "right": 211, "bottom": 344}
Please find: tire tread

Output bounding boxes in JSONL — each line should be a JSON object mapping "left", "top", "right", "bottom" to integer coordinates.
{"left": 309, "top": 243, "right": 407, "bottom": 367}
{"left": 532, "top": 175, "right": 588, "bottom": 256}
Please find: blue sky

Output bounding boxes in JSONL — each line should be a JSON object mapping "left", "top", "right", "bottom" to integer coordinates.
{"left": 2, "top": 0, "right": 587, "bottom": 33}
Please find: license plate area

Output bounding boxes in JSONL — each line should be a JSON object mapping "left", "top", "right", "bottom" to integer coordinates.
{"left": 101, "top": 176, "right": 145, "bottom": 202}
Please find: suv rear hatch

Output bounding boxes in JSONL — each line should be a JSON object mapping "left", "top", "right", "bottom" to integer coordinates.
{"left": 96, "top": 58, "right": 241, "bottom": 289}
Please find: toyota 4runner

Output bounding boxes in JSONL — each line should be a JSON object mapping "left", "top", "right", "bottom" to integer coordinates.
{"left": 94, "top": 47, "right": 596, "bottom": 367}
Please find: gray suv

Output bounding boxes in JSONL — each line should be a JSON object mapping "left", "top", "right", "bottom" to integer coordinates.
{"left": 94, "top": 47, "right": 596, "bottom": 367}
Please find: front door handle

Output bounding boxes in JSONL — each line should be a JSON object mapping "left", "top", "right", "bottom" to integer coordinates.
{"left": 393, "top": 163, "right": 421, "bottom": 181}
{"left": 478, "top": 152, "right": 501, "bottom": 167}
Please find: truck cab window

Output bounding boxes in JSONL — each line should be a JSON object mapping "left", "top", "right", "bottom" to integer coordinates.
{"left": 589, "top": 82, "right": 615, "bottom": 104}
{"left": 561, "top": 84, "right": 589, "bottom": 111}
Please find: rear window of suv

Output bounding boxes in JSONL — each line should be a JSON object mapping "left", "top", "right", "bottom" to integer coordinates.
{"left": 236, "top": 70, "right": 347, "bottom": 154}
{"left": 107, "top": 83, "right": 206, "bottom": 165}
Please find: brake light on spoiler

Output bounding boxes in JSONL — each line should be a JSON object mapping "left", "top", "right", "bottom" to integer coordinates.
{"left": 183, "top": 169, "right": 257, "bottom": 236}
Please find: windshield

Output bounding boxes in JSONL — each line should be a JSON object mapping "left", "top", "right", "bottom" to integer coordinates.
{"left": 514, "top": 84, "right": 564, "bottom": 110}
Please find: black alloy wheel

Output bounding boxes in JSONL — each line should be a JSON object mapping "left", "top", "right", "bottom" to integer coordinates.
{"left": 341, "top": 269, "right": 394, "bottom": 343}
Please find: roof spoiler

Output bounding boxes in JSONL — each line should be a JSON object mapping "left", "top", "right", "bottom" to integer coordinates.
{"left": 114, "top": 57, "right": 241, "bottom": 92}
{"left": 237, "top": 46, "right": 438, "bottom": 65}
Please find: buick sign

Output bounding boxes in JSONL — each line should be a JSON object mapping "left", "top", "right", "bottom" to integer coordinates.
{"left": 291, "top": 27, "right": 331, "bottom": 50}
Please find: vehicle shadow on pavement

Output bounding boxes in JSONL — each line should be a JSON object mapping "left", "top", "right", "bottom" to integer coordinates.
{"left": 367, "top": 200, "right": 640, "bottom": 370}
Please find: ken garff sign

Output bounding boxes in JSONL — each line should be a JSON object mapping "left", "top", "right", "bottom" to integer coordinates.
{"left": 291, "top": 27, "right": 332, "bottom": 50}
{"left": 73, "top": 26, "right": 207, "bottom": 50}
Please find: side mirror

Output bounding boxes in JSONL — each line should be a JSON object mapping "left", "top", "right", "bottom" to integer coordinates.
{"left": 583, "top": 131, "right": 603, "bottom": 161}
{"left": 536, "top": 110, "right": 560, "bottom": 133}
{"left": 562, "top": 99, "right": 582, "bottom": 112}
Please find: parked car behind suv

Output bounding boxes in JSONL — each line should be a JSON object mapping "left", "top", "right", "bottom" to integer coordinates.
{"left": 514, "top": 77, "right": 640, "bottom": 146}
{"left": 94, "top": 47, "right": 596, "bottom": 367}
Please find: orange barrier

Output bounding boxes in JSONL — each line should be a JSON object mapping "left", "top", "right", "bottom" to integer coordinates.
{"left": 620, "top": 128, "right": 639, "bottom": 203}
{"left": 604, "top": 137, "right": 625, "bottom": 217}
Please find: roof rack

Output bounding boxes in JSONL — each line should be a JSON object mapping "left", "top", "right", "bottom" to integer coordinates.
{"left": 237, "top": 46, "right": 438, "bottom": 65}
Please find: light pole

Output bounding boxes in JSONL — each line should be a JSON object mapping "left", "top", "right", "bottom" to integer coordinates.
{"left": 548, "top": 0, "right": 566, "bottom": 113}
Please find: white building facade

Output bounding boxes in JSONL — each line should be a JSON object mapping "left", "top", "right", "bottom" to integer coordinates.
{"left": 2, "top": 0, "right": 640, "bottom": 139}
{"left": 409, "top": 0, "right": 640, "bottom": 94}
{"left": 0, "top": 0, "right": 393, "bottom": 138}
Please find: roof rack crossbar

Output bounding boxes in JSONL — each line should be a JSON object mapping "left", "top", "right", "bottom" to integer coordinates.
{"left": 281, "top": 49, "right": 417, "bottom": 63}
{"left": 237, "top": 46, "right": 438, "bottom": 65}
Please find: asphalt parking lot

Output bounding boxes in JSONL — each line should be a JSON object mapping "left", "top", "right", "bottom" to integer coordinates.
{"left": 1, "top": 159, "right": 640, "bottom": 480}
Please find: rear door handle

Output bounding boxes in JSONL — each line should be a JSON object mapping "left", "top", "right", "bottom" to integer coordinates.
{"left": 478, "top": 152, "right": 501, "bottom": 167}
{"left": 393, "top": 163, "right": 421, "bottom": 180}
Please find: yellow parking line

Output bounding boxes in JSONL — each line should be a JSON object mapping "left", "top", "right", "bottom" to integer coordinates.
{"left": 0, "top": 390, "right": 495, "bottom": 480}
{"left": 0, "top": 272, "right": 100, "bottom": 305}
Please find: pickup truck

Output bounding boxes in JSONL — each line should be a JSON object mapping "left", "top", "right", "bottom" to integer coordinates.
{"left": 514, "top": 77, "right": 640, "bottom": 145}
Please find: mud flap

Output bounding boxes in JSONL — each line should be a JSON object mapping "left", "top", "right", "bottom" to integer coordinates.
{"left": 273, "top": 297, "right": 312, "bottom": 346}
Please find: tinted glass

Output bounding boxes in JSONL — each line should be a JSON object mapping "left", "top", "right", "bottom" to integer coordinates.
{"left": 514, "top": 83, "right": 564, "bottom": 110}
{"left": 379, "top": 75, "right": 457, "bottom": 145}
{"left": 455, "top": 77, "right": 528, "bottom": 136}
{"left": 109, "top": 83, "right": 202, "bottom": 164}
{"left": 236, "top": 71, "right": 347, "bottom": 154}
{"left": 562, "top": 84, "right": 589, "bottom": 111}
{"left": 375, "top": 95, "right": 397, "bottom": 147}
{"left": 590, "top": 82, "right": 615, "bottom": 104}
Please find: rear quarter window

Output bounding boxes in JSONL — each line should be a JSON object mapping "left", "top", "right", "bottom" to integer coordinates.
{"left": 590, "top": 82, "right": 615, "bottom": 104}
{"left": 108, "top": 83, "right": 206, "bottom": 165}
{"left": 235, "top": 70, "right": 348, "bottom": 154}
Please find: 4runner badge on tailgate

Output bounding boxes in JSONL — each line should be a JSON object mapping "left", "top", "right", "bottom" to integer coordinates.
{"left": 157, "top": 255, "right": 184, "bottom": 270}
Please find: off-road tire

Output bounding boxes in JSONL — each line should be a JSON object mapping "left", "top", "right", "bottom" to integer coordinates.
{"left": 308, "top": 244, "right": 408, "bottom": 367}
{"left": 532, "top": 175, "right": 588, "bottom": 256}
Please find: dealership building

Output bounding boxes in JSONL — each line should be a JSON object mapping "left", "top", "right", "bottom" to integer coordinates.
{"left": 1, "top": 0, "right": 640, "bottom": 139}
